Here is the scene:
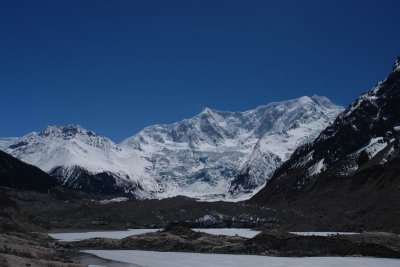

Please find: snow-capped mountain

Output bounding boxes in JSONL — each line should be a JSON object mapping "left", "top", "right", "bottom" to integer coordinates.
{"left": 251, "top": 57, "right": 400, "bottom": 206}
{"left": 0, "top": 125, "right": 153, "bottom": 198}
{"left": 0, "top": 96, "right": 343, "bottom": 200}
{"left": 229, "top": 96, "right": 342, "bottom": 197}
{"left": 121, "top": 95, "right": 342, "bottom": 199}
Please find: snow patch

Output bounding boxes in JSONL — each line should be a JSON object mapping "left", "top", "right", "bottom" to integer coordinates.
{"left": 308, "top": 159, "right": 325, "bottom": 176}
{"left": 358, "top": 137, "right": 388, "bottom": 159}
{"left": 99, "top": 197, "right": 129, "bottom": 205}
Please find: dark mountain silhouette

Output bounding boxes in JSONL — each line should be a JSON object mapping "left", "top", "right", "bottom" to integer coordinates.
{"left": 0, "top": 150, "right": 58, "bottom": 192}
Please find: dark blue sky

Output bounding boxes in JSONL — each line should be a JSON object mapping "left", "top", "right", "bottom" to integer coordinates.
{"left": 1, "top": 0, "right": 399, "bottom": 142}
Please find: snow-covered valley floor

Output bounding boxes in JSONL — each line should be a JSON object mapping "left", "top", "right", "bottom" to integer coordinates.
{"left": 83, "top": 250, "right": 400, "bottom": 267}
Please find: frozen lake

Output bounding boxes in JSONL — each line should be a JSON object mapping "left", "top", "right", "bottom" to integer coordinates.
{"left": 290, "top": 232, "right": 358, "bottom": 236}
{"left": 49, "top": 229, "right": 161, "bottom": 242}
{"left": 49, "top": 228, "right": 261, "bottom": 241}
{"left": 49, "top": 228, "right": 358, "bottom": 241}
{"left": 192, "top": 228, "right": 261, "bottom": 238}
{"left": 83, "top": 250, "right": 400, "bottom": 267}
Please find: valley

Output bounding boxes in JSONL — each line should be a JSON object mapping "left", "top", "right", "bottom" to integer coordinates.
{"left": 2, "top": 186, "right": 400, "bottom": 266}
{"left": 0, "top": 58, "right": 399, "bottom": 266}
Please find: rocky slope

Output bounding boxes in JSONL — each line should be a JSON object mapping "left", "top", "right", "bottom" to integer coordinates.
{"left": 251, "top": 57, "right": 400, "bottom": 225}
{"left": 0, "top": 232, "right": 84, "bottom": 267}
{"left": 0, "top": 97, "right": 342, "bottom": 200}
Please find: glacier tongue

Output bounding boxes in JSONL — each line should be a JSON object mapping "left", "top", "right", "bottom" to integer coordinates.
{"left": 0, "top": 96, "right": 343, "bottom": 200}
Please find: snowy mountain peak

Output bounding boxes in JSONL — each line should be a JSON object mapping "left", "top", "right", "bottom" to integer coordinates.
{"left": 39, "top": 124, "right": 96, "bottom": 138}
{"left": 394, "top": 56, "right": 400, "bottom": 71}
{"left": 262, "top": 95, "right": 338, "bottom": 112}
{"left": 200, "top": 107, "right": 215, "bottom": 114}
{"left": 310, "top": 95, "right": 338, "bottom": 110}
{"left": 228, "top": 96, "right": 343, "bottom": 196}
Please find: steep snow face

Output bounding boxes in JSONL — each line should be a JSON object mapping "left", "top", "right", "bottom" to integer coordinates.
{"left": 228, "top": 96, "right": 342, "bottom": 196}
{"left": 0, "top": 96, "right": 342, "bottom": 200}
{"left": 121, "top": 96, "right": 343, "bottom": 199}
